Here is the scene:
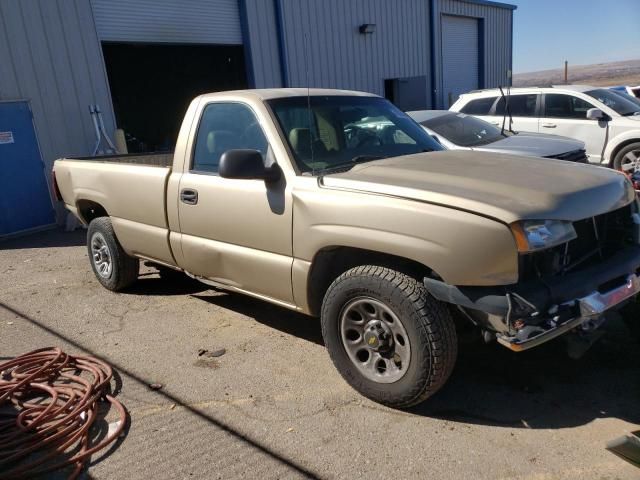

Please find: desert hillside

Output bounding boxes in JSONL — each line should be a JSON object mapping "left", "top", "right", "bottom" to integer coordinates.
{"left": 513, "top": 59, "right": 640, "bottom": 87}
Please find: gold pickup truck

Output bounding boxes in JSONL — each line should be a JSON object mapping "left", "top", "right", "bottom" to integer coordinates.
{"left": 53, "top": 89, "right": 640, "bottom": 407}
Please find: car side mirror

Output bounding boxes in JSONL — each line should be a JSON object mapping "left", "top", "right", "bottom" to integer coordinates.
{"left": 219, "top": 149, "right": 281, "bottom": 183}
{"left": 586, "top": 108, "right": 605, "bottom": 120}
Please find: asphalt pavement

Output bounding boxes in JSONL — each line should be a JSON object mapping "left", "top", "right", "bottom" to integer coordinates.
{"left": 1, "top": 229, "right": 639, "bottom": 479}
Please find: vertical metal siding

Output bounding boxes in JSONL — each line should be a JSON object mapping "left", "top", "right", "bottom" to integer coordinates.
{"left": 91, "top": 0, "right": 242, "bottom": 44}
{"left": 248, "top": 0, "right": 432, "bottom": 103}
{"left": 0, "top": 0, "right": 116, "bottom": 220}
{"left": 240, "top": 0, "right": 282, "bottom": 88}
{"left": 433, "top": 0, "right": 513, "bottom": 107}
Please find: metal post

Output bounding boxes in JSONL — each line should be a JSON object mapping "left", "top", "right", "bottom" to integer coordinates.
{"left": 564, "top": 61, "right": 568, "bottom": 84}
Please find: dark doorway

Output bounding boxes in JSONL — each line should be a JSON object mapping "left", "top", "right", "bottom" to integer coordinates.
{"left": 102, "top": 42, "right": 247, "bottom": 153}
{"left": 384, "top": 76, "right": 428, "bottom": 111}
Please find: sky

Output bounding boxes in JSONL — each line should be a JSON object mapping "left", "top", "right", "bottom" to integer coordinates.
{"left": 510, "top": 0, "right": 640, "bottom": 73}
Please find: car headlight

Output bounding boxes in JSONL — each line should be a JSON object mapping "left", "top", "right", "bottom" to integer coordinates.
{"left": 510, "top": 220, "right": 577, "bottom": 253}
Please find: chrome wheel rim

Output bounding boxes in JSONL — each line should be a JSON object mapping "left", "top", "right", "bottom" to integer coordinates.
{"left": 339, "top": 297, "right": 411, "bottom": 384}
{"left": 620, "top": 149, "right": 640, "bottom": 174}
{"left": 91, "top": 233, "right": 113, "bottom": 278}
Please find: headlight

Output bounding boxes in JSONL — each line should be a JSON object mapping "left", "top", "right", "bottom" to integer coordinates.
{"left": 510, "top": 220, "right": 577, "bottom": 253}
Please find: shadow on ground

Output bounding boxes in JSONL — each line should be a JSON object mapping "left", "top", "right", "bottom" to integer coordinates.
{"left": 0, "top": 228, "right": 86, "bottom": 250}
{"left": 192, "top": 293, "right": 324, "bottom": 346}
{"left": 0, "top": 301, "right": 321, "bottom": 479}
{"left": 195, "top": 291, "right": 640, "bottom": 430}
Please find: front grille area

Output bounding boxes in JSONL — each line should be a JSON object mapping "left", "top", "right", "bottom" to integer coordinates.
{"left": 520, "top": 204, "right": 635, "bottom": 281}
{"left": 546, "top": 149, "right": 588, "bottom": 163}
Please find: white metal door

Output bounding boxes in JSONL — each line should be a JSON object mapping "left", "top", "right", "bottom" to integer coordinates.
{"left": 441, "top": 15, "right": 479, "bottom": 108}
{"left": 91, "top": 0, "right": 242, "bottom": 44}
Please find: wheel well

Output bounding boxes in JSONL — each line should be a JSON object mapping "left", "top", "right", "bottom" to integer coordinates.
{"left": 306, "top": 246, "right": 433, "bottom": 317}
{"left": 77, "top": 200, "right": 108, "bottom": 224}
{"left": 609, "top": 139, "right": 640, "bottom": 167}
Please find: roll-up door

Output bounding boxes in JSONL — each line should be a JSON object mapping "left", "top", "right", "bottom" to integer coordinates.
{"left": 441, "top": 15, "right": 479, "bottom": 108}
{"left": 91, "top": 0, "right": 242, "bottom": 44}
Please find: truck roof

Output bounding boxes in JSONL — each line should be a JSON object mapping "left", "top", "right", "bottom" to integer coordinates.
{"left": 196, "top": 88, "right": 378, "bottom": 102}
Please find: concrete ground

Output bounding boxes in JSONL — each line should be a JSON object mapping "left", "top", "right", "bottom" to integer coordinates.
{"left": 1, "top": 228, "right": 639, "bottom": 479}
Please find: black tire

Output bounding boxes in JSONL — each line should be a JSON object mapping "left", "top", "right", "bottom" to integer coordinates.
{"left": 321, "top": 266, "right": 457, "bottom": 408}
{"left": 87, "top": 217, "right": 139, "bottom": 291}
{"left": 612, "top": 141, "right": 640, "bottom": 171}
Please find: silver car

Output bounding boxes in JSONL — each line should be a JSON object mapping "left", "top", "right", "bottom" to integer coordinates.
{"left": 407, "top": 110, "right": 588, "bottom": 162}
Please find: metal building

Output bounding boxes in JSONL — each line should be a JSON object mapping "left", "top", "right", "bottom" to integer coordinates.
{"left": 0, "top": 0, "right": 515, "bottom": 235}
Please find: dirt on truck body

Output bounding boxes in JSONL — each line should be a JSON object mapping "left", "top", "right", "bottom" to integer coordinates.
{"left": 53, "top": 88, "right": 640, "bottom": 407}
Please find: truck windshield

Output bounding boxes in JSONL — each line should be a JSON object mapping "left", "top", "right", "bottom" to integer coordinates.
{"left": 267, "top": 96, "right": 443, "bottom": 174}
{"left": 420, "top": 112, "right": 506, "bottom": 147}
{"left": 585, "top": 89, "right": 640, "bottom": 116}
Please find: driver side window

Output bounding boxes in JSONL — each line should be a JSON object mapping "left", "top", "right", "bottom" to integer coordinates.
{"left": 192, "top": 102, "right": 268, "bottom": 173}
{"left": 544, "top": 94, "right": 595, "bottom": 120}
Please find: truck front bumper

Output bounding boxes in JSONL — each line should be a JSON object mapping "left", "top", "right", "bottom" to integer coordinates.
{"left": 424, "top": 246, "right": 640, "bottom": 351}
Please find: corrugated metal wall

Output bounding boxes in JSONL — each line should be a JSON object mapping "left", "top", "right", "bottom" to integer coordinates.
{"left": 433, "top": 0, "right": 513, "bottom": 108}
{"left": 0, "top": 0, "right": 115, "bottom": 201}
{"left": 245, "top": 0, "right": 432, "bottom": 102}
{"left": 91, "top": 0, "right": 242, "bottom": 44}
{"left": 241, "top": 0, "right": 283, "bottom": 87}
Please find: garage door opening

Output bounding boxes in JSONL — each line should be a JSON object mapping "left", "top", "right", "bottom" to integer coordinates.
{"left": 102, "top": 42, "right": 247, "bottom": 153}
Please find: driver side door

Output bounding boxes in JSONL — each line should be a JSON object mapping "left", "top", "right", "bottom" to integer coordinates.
{"left": 177, "top": 102, "right": 294, "bottom": 305}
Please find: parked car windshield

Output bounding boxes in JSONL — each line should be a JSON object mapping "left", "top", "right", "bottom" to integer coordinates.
{"left": 585, "top": 89, "right": 640, "bottom": 116}
{"left": 420, "top": 112, "right": 506, "bottom": 147}
{"left": 267, "top": 96, "right": 443, "bottom": 174}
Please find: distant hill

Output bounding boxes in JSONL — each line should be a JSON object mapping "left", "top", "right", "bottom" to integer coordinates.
{"left": 513, "top": 59, "right": 640, "bottom": 87}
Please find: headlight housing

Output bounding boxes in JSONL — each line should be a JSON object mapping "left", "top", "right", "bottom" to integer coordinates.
{"left": 510, "top": 220, "right": 577, "bottom": 253}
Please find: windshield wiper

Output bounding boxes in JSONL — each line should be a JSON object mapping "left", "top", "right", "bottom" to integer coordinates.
{"left": 314, "top": 155, "right": 384, "bottom": 175}
{"left": 622, "top": 111, "right": 640, "bottom": 116}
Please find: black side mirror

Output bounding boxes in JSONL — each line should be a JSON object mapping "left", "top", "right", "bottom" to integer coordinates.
{"left": 218, "top": 149, "right": 281, "bottom": 183}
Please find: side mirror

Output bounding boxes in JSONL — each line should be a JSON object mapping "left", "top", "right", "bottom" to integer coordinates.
{"left": 218, "top": 149, "right": 281, "bottom": 183}
{"left": 586, "top": 108, "right": 605, "bottom": 120}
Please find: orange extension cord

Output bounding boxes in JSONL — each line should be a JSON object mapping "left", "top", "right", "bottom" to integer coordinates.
{"left": 0, "top": 347, "right": 126, "bottom": 479}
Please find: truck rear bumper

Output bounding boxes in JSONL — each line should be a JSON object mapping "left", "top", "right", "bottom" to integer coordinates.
{"left": 424, "top": 245, "right": 640, "bottom": 351}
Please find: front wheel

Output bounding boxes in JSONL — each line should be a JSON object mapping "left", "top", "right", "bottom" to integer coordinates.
{"left": 613, "top": 142, "right": 640, "bottom": 173}
{"left": 321, "top": 266, "right": 457, "bottom": 408}
{"left": 87, "top": 217, "right": 139, "bottom": 291}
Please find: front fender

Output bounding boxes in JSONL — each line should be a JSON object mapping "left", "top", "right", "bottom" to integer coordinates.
{"left": 292, "top": 186, "right": 519, "bottom": 287}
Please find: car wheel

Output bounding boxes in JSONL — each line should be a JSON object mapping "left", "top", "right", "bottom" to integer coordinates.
{"left": 321, "top": 265, "right": 457, "bottom": 408}
{"left": 87, "top": 217, "right": 139, "bottom": 291}
{"left": 613, "top": 142, "right": 640, "bottom": 173}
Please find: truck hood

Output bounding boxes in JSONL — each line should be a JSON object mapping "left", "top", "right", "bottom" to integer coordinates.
{"left": 320, "top": 151, "right": 635, "bottom": 224}
{"left": 472, "top": 132, "right": 584, "bottom": 158}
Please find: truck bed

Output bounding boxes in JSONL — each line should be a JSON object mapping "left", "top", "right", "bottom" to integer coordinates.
{"left": 54, "top": 154, "right": 176, "bottom": 266}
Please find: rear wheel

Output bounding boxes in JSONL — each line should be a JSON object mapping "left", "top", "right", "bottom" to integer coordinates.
{"left": 321, "top": 266, "right": 457, "bottom": 408}
{"left": 87, "top": 217, "right": 139, "bottom": 291}
{"left": 613, "top": 142, "right": 640, "bottom": 173}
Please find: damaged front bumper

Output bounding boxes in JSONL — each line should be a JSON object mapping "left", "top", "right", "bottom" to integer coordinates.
{"left": 424, "top": 246, "right": 640, "bottom": 351}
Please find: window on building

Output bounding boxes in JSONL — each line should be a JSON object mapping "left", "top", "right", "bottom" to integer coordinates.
{"left": 495, "top": 94, "right": 538, "bottom": 117}
{"left": 192, "top": 102, "right": 268, "bottom": 173}
{"left": 460, "top": 97, "right": 497, "bottom": 115}
{"left": 544, "top": 94, "right": 596, "bottom": 119}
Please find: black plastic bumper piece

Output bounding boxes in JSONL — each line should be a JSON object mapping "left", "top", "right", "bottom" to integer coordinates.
{"left": 424, "top": 245, "right": 640, "bottom": 317}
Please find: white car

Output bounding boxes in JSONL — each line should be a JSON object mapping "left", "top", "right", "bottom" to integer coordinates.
{"left": 407, "top": 110, "right": 587, "bottom": 162}
{"left": 450, "top": 86, "right": 640, "bottom": 172}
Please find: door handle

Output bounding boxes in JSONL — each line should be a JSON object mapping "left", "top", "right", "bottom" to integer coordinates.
{"left": 180, "top": 188, "right": 198, "bottom": 205}
{"left": 542, "top": 123, "right": 557, "bottom": 128}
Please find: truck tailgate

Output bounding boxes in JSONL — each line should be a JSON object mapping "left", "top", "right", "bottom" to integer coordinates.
{"left": 54, "top": 158, "right": 175, "bottom": 265}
